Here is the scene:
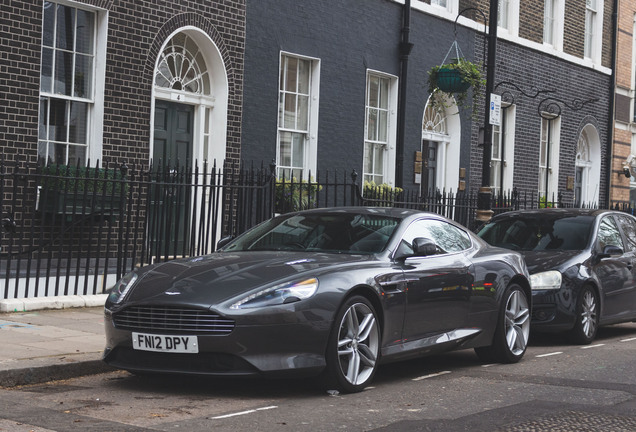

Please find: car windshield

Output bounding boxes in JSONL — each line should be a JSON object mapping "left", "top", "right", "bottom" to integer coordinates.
{"left": 478, "top": 215, "right": 595, "bottom": 251}
{"left": 223, "top": 213, "right": 401, "bottom": 254}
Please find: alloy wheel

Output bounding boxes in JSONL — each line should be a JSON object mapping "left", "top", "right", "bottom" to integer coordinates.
{"left": 504, "top": 289, "right": 530, "bottom": 356}
{"left": 580, "top": 289, "right": 598, "bottom": 339}
{"left": 337, "top": 302, "right": 379, "bottom": 386}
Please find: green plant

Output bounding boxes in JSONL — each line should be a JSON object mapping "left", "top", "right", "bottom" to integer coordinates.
{"left": 363, "top": 181, "right": 403, "bottom": 207}
{"left": 40, "top": 164, "right": 128, "bottom": 195}
{"left": 275, "top": 177, "right": 322, "bottom": 213}
{"left": 427, "top": 58, "right": 485, "bottom": 116}
{"left": 538, "top": 196, "right": 555, "bottom": 208}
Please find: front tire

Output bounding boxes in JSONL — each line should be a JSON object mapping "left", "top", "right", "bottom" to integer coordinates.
{"left": 568, "top": 285, "right": 598, "bottom": 345}
{"left": 323, "top": 295, "right": 380, "bottom": 393}
{"left": 475, "top": 284, "right": 530, "bottom": 363}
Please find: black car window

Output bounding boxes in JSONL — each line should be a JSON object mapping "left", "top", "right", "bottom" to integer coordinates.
{"left": 597, "top": 216, "right": 624, "bottom": 251}
{"left": 224, "top": 213, "right": 400, "bottom": 254}
{"left": 478, "top": 215, "right": 594, "bottom": 251}
{"left": 615, "top": 214, "right": 636, "bottom": 252}
{"left": 397, "top": 219, "right": 471, "bottom": 256}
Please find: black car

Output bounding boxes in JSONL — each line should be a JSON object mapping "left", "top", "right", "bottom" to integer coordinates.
{"left": 104, "top": 207, "right": 531, "bottom": 392}
{"left": 478, "top": 208, "right": 636, "bottom": 344}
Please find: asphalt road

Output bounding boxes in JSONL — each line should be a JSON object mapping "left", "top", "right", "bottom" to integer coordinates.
{"left": 1, "top": 323, "right": 635, "bottom": 432}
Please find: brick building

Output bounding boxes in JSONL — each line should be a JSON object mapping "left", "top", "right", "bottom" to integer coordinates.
{"left": 0, "top": 0, "right": 616, "bottom": 206}
{"left": 1, "top": 0, "right": 245, "bottom": 171}
{"left": 611, "top": 0, "right": 636, "bottom": 206}
{"left": 241, "top": 0, "right": 615, "bottom": 207}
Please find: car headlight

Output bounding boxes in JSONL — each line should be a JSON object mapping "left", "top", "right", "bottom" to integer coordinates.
{"left": 230, "top": 278, "right": 319, "bottom": 309}
{"left": 108, "top": 272, "right": 139, "bottom": 304}
{"left": 530, "top": 270, "right": 562, "bottom": 290}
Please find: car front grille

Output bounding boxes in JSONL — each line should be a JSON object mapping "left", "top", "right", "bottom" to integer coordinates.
{"left": 113, "top": 306, "right": 235, "bottom": 335}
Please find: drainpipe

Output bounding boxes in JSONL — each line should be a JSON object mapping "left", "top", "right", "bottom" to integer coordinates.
{"left": 396, "top": 0, "right": 413, "bottom": 189}
{"left": 606, "top": 0, "right": 618, "bottom": 208}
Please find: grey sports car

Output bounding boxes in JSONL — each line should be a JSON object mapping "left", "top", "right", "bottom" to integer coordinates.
{"left": 103, "top": 207, "right": 531, "bottom": 392}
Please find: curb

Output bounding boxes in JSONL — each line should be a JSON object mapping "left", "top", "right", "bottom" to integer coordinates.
{"left": 0, "top": 359, "right": 116, "bottom": 387}
{"left": 0, "top": 294, "right": 108, "bottom": 313}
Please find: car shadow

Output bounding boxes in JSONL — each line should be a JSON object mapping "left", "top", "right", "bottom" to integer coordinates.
{"left": 529, "top": 322, "right": 636, "bottom": 347}
{"left": 104, "top": 322, "right": 636, "bottom": 398}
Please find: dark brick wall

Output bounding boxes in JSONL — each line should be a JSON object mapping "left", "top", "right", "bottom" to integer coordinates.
{"left": 242, "top": 0, "right": 476, "bottom": 185}
{"left": 0, "top": 0, "right": 245, "bottom": 168}
{"left": 469, "top": 37, "right": 612, "bottom": 203}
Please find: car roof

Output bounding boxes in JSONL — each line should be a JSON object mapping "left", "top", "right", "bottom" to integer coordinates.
{"left": 292, "top": 206, "right": 440, "bottom": 220}
{"left": 488, "top": 208, "right": 621, "bottom": 222}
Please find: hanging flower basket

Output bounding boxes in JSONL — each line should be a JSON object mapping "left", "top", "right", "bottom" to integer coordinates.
{"left": 434, "top": 67, "right": 472, "bottom": 93}
{"left": 426, "top": 40, "right": 485, "bottom": 117}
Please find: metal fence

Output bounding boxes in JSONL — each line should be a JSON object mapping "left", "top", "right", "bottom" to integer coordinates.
{"left": 0, "top": 158, "right": 619, "bottom": 299}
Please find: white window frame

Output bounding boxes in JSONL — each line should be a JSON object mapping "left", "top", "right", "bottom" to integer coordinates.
{"left": 584, "top": 0, "right": 603, "bottom": 63}
{"left": 276, "top": 52, "right": 320, "bottom": 179}
{"left": 539, "top": 115, "right": 561, "bottom": 200}
{"left": 363, "top": 70, "right": 398, "bottom": 187}
{"left": 414, "top": 0, "right": 458, "bottom": 17}
{"left": 498, "top": 0, "right": 520, "bottom": 37}
{"left": 38, "top": 0, "right": 107, "bottom": 165}
{"left": 543, "top": 0, "right": 564, "bottom": 51}
{"left": 490, "top": 105, "right": 515, "bottom": 194}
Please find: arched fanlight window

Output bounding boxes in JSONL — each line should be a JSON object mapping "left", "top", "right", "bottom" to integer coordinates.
{"left": 576, "top": 129, "right": 590, "bottom": 164}
{"left": 155, "top": 33, "right": 210, "bottom": 95}
{"left": 422, "top": 98, "right": 447, "bottom": 135}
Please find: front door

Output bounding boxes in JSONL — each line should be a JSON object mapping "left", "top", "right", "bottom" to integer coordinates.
{"left": 151, "top": 101, "right": 194, "bottom": 256}
{"left": 574, "top": 166, "right": 583, "bottom": 207}
{"left": 422, "top": 140, "right": 437, "bottom": 196}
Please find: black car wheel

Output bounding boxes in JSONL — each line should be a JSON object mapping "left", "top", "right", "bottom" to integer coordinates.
{"left": 475, "top": 284, "right": 530, "bottom": 363}
{"left": 324, "top": 295, "right": 380, "bottom": 393}
{"left": 569, "top": 285, "right": 598, "bottom": 345}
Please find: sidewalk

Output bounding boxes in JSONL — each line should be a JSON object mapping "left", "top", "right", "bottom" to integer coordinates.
{"left": 0, "top": 295, "right": 115, "bottom": 387}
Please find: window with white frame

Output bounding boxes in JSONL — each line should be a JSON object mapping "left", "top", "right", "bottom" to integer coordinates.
{"left": 544, "top": 0, "right": 556, "bottom": 45}
{"left": 277, "top": 54, "right": 318, "bottom": 179}
{"left": 497, "top": 0, "right": 520, "bottom": 36}
{"left": 490, "top": 106, "right": 515, "bottom": 195}
{"left": 539, "top": 116, "right": 560, "bottom": 200}
{"left": 584, "top": 0, "right": 597, "bottom": 59}
{"left": 491, "top": 122, "right": 503, "bottom": 195}
{"left": 543, "top": 0, "right": 564, "bottom": 49}
{"left": 364, "top": 72, "right": 397, "bottom": 186}
{"left": 39, "top": 1, "right": 97, "bottom": 165}
{"left": 498, "top": 0, "right": 510, "bottom": 30}
{"left": 431, "top": 0, "right": 448, "bottom": 8}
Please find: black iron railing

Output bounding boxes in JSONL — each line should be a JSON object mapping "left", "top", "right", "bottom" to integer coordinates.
{"left": 0, "top": 158, "right": 619, "bottom": 300}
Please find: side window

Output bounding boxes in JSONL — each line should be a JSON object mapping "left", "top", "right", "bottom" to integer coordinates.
{"left": 616, "top": 214, "right": 636, "bottom": 252}
{"left": 597, "top": 216, "right": 624, "bottom": 251}
{"left": 397, "top": 219, "right": 471, "bottom": 256}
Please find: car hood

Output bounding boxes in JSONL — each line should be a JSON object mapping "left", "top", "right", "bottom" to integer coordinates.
{"left": 518, "top": 250, "right": 583, "bottom": 274}
{"left": 124, "top": 251, "right": 373, "bottom": 306}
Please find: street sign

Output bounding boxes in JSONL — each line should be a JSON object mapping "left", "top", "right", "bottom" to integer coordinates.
{"left": 489, "top": 93, "right": 501, "bottom": 126}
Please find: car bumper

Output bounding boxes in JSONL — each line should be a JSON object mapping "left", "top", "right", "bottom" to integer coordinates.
{"left": 530, "top": 289, "right": 578, "bottom": 332}
{"left": 102, "top": 306, "right": 331, "bottom": 378}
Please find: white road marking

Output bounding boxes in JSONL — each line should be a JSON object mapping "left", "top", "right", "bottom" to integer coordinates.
{"left": 536, "top": 351, "right": 563, "bottom": 358}
{"left": 412, "top": 371, "right": 451, "bottom": 381}
{"left": 580, "top": 344, "right": 605, "bottom": 349}
{"left": 212, "top": 406, "right": 278, "bottom": 419}
{"left": 481, "top": 363, "right": 497, "bottom": 368}
{"left": 620, "top": 337, "right": 636, "bottom": 342}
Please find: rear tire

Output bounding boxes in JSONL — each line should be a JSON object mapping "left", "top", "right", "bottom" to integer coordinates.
{"left": 568, "top": 285, "right": 598, "bottom": 345}
{"left": 323, "top": 295, "right": 380, "bottom": 393}
{"left": 475, "top": 284, "right": 530, "bottom": 363}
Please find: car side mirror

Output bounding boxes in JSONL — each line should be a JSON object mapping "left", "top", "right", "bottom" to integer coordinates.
{"left": 412, "top": 237, "right": 437, "bottom": 257}
{"left": 598, "top": 244, "right": 623, "bottom": 259}
{"left": 216, "top": 235, "right": 234, "bottom": 250}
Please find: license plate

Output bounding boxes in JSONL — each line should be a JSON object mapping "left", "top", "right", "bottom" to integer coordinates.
{"left": 132, "top": 332, "right": 199, "bottom": 353}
